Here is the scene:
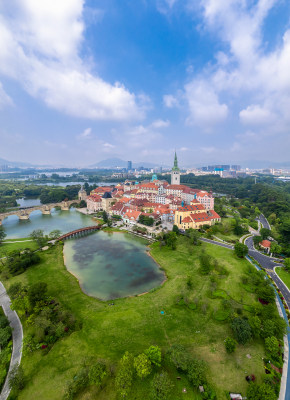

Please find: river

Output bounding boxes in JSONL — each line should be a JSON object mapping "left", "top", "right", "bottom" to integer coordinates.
{"left": 2, "top": 208, "right": 96, "bottom": 239}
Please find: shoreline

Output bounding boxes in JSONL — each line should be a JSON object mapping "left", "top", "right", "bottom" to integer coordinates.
{"left": 61, "top": 237, "right": 167, "bottom": 302}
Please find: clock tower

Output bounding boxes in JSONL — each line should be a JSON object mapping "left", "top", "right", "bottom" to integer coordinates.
{"left": 171, "top": 151, "right": 180, "bottom": 185}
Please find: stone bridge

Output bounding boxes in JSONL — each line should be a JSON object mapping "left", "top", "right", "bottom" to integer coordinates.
{"left": 0, "top": 200, "right": 78, "bottom": 225}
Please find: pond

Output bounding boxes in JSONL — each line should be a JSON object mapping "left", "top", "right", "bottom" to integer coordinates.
{"left": 63, "top": 231, "right": 165, "bottom": 301}
{"left": 2, "top": 208, "right": 96, "bottom": 239}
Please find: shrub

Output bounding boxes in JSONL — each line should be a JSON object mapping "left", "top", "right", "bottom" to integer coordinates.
{"left": 150, "top": 371, "right": 174, "bottom": 400}
{"left": 145, "top": 346, "right": 162, "bottom": 368}
{"left": 225, "top": 337, "right": 237, "bottom": 353}
{"left": 231, "top": 318, "right": 252, "bottom": 344}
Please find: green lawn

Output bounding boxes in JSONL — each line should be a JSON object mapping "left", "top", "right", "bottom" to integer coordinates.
{"left": 0, "top": 240, "right": 38, "bottom": 256}
{"left": 3, "top": 236, "right": 268, "bottom": 400}
{"left": 276, "top": 267, "right": 290, "bottom": 290}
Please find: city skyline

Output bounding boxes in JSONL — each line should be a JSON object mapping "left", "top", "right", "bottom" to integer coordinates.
{"left": 1, "top": 1, "right": 290, "bottom": 166}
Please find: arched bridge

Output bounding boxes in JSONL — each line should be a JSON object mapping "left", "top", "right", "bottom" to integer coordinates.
{"left": 0, "top": 200, "right": 78, "bottom": 225}
{"left": 57, "top": 225, "right": 101, "bottom": 241}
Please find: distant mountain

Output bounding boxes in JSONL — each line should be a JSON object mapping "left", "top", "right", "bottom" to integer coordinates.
{"left": 0, "top": 157, "right": 35, "bottom": 168}
{"left": 89, "top": 158, "right": 163, "bottom": 169}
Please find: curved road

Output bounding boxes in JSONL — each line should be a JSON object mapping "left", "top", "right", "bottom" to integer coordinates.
{"left": 0, "top": 282, "right": 23, "bottom": 400}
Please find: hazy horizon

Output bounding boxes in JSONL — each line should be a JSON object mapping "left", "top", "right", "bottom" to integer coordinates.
{"left": 1, "top": 1, "right": 290, "bottom": 166}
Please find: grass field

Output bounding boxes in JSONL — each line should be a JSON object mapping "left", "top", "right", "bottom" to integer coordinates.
{"left": 276, "top": 267, "right": 290, "bottom": 291}
{"left": 0, "top": 240, "right": 38, "bottom": 256}
{"left": 3, "top": 235, "right": 268, "bottom": 400}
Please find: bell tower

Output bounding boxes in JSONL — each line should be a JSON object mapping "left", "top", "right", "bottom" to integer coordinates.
{"left": 171, "top": 151, "right": 180, "bottom": 185}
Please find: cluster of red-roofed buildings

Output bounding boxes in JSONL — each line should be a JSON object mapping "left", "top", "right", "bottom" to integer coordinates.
{"left": 83, "top": 180, "right": 220, "bottom": 230}
{"left": 80, "top": 153, "right": 221, "bottom": 230}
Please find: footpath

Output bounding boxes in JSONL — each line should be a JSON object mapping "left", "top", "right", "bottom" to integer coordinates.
{"left": 0, "top": 282, "right": 23, "bottom": 400}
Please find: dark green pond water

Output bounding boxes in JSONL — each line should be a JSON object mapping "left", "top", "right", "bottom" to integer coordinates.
{"left": 63, "top": 231, "right": 165, "bottom": 300}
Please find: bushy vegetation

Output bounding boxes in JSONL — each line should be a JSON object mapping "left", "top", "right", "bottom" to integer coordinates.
{"left": 2, "top": 249, "right": 40, "bottom": 276}
{"left": 8, "top": 281, "right": 78, "bottom": 356}
{"left": 0, "top": 310, "right": 12, "bottom": 391}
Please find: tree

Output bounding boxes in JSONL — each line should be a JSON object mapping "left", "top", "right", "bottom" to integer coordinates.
{"left": 186, "top": 228, "right": 200, "bottom": 245}
{"left": 89, "top": 361, "right": 107, "bottom": 388}
{"left": 102, "top": 211, "right": 108, "bottom": 223}
{"left": 150, "top": 371, "right": 174, "bottom": 400}
{"left": 233, "top": 224, "right": 244, "bottom": 236}
{"left": 0, "top": 325, "right": 12, "bottom": 347}
{"left": 284, "top": 258, "right": 290, "bottom": 272}
{"left": 172, "top": 225, "right": 179, "bottom": 234}
{"left": 115, "top": 352, "right": 134, "bottom": 398}
{"left": 48, "top": 230, "right": 62, "bottom": 239}
{"left": 199, "top": 251, "right": 212, "bottom": 275}
{"left": 134, "top": 353, "right": 152, "bottom": 379}
{"left": 29, "top": 229, "right": 47, "bottom": 247}
{"left": 224, "top": 337, "right": 237, "bottom": 353}
{"left": 247, "top": 383, "right": 276, "bottom": 400}
{"left": 253, "top": 235, "right": 262, "bottom": 246}
{"left": 265, "top": 336, "right": 279, "bottom": 359}
{"left": 145, "top": 345, "right": 161, "bottom": 368}
{"left": 9, "top": 364, "right": 25, "bottom": 392}
{"left": 249, "top": 315, "right": 261, "bottom": 338}
{"left": 257, "top": 285, "right": 275, "bottom": 303}
{"left": 165, "top": 232, "right": 177, "bottom": 250}
{"left": 168, "top": 344, "right": 190, "bottom": 371}
{"left": 231, "top": 318, "right": 252, "bottom": 344}
{"left": 270, "top": 242, "right": 281, "bottom": 255}
{"left": 260, "top": 228, "right": 271, "bottom": 240}
{"left": 0, "top": 225, "right": 6, "bottom": 244}
{"left": 186, "top": 359, "right": 207, "bottom": 387}
{"left": 28, "top": 282, "right": 48, "bottom": 306}
{"left": 234, "top": 242, "right": 248, "bottom": 258}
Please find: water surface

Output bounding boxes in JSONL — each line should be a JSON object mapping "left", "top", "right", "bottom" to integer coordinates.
{"left": 2, "top": 208, "right": 95, "bottom": 239}
{"left": 63, "top": 231, "right": 165, "bottom": 300}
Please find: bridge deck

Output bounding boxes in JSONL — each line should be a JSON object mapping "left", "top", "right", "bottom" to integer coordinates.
{"left": 57, "top": 225, "right": 101, "bottom": 241}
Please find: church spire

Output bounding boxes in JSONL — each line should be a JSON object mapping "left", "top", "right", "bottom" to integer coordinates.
{"left": 172, "top": 150, "right": 180, "bottom": 171}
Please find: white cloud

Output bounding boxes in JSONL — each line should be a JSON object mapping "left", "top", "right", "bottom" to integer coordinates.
{"left": 185, "top": 80, "right": 228, "bottom": 130}
{"left": 163, "top": 94, "right": 179, "bottom": 108}
{"left": 0, "top": 82, "right": 12, "bottom": 109}
{"left": 78, "top": 127, "right": 92, "bottom": 139}
{"left": 150, "top": 119, "right": 170, "bottom": 128}
{"left": 239, "top": 105, "right": 276, "bottom": 126}
{"left": 103, "top": 142, "right": 115, "bottom": 149}
{"left": 0, "top": 0, "right": 145, "bottom": 121}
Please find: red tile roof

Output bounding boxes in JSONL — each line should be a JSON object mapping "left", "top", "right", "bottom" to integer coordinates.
{"left": 177, "top": 204, "right": 205, "bottom": 212}
{"left": 182, "top": 216, "right": 192, "bottom": 223}
{"left": 87, "top": 195, "right": 102, "bottom": 202}
{"left": 123, "top": 210, "right": 141, "bottom": 220}
{"left": 260, "top": 240, "right": 271, "bottom": 248}
{"left": 208, "top": 210, "right": 221, "bottom": 219}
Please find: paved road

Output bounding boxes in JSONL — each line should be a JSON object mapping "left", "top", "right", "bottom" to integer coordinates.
{"left": 259, "top": 214, "right": 271, "bottom": 230}
{"left": 0, "top": 282, "right": 23, "bottom": 400}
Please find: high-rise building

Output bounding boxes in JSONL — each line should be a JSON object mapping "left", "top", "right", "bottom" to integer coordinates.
{"left": 231, "top": 165, "right": 241, "bottom": 171}
{"left": 127, "top": 161, "right": 132, "bottom": 171}
{"left": 171, "top": 151, "right": 180, "bottom": 185}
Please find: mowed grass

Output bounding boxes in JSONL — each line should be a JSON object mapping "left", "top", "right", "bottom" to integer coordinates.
{"left": 0, "top": 240, "right": 38, "bottom": 256}
{"left": 276, "top": 267, "right": 290, "bottom": 291}
{"left": 4, "top": 236, "right": 266, "bottom": 400}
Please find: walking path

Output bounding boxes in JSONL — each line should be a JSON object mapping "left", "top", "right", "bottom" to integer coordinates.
{"left": 0, "top": 282, "right": 23, "bottom": 400}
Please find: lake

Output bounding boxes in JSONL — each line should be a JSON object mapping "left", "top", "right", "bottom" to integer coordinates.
{"left": 2, "top": 208, "right": 96, "bottom": 239}
{"left": 63, "top": 231, "right": 165, "bottom": 301}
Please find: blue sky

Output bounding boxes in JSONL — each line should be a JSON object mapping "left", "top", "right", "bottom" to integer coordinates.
{"left": 0, "top": 0, "right": 290, "bottom": 167}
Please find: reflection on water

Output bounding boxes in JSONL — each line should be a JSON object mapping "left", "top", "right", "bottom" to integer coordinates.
{"left": 2, "top": 208, "right": 95, "bottom": 239}
{"left": 63, "top": 231, "right": 165, "bottom": 300}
